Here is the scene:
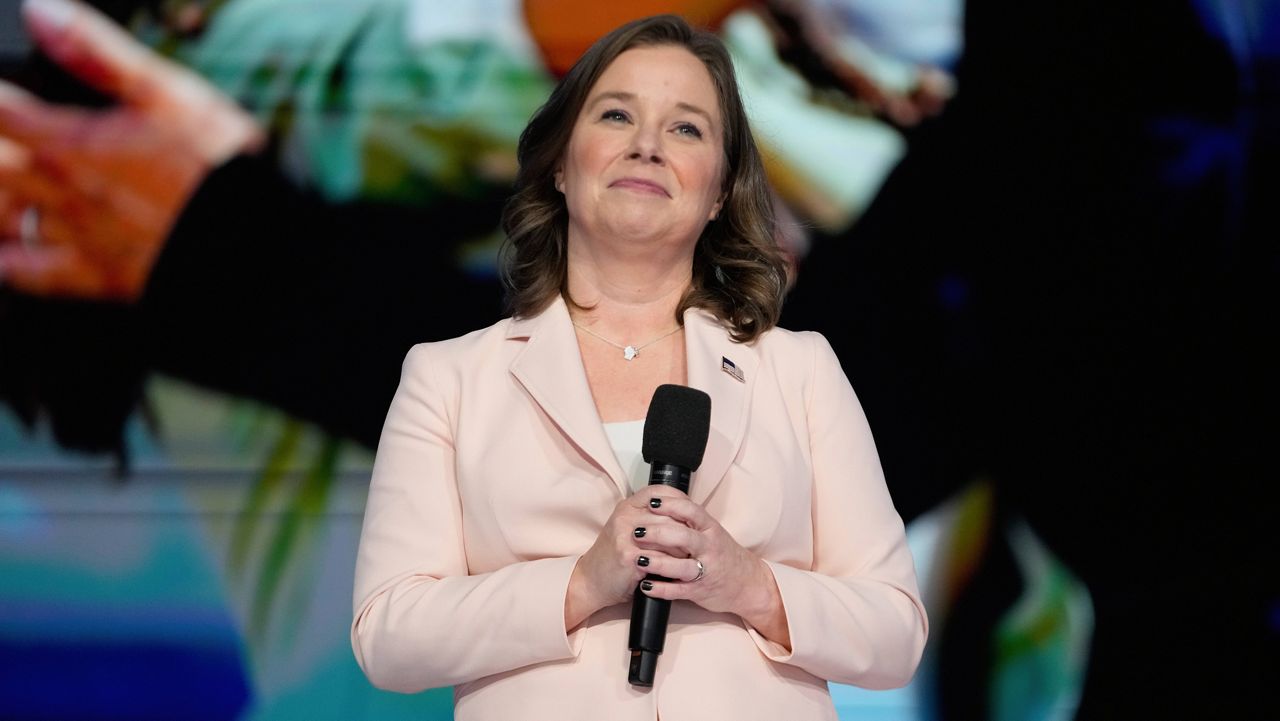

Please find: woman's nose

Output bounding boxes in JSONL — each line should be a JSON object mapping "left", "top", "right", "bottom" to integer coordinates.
{"left": 626, "top": 126, "right": 664, "bottom": 164}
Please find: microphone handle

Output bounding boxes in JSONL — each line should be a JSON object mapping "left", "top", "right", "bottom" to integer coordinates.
{"left": 646, "top": 461, "right": 690, "bottom": 494}
{"left": 627, "top": 462, "right": 692, "bottom": 686}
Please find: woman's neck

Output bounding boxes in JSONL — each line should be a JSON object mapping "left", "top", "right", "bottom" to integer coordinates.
{"left": 565, "top": 244, "right": 692, "bottom": 339}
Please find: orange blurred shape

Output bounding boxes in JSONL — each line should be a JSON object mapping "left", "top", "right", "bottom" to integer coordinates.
{"left": 524, "top": 0, "right": 749, "bottom": 76}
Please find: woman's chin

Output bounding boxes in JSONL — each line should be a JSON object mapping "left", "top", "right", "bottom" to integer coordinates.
{"left": 598, "top": 212, "right": 699, "bottom": 249}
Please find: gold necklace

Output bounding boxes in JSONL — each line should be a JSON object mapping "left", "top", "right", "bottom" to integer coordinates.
{"left": 572, "top": 321, "right": 682, "bottom": 361}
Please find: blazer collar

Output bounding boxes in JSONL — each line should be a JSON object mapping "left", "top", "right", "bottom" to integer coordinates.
{"left": 506, "top": 296, "right": 758, "bottom": 503}
{"left": 507, "top": 297, "right": 629, "bottom": 496}
{"left": 681, "top": 308, "right": 758, "bottom": 504}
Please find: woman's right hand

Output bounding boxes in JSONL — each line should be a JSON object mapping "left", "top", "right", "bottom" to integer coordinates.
{"left": 564, "top": 491, "right": 655, "bottom": 630}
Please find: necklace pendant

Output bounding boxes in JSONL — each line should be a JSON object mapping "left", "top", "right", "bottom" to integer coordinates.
{"left": 623, "top": 345, "right": 638, "bottom": 361}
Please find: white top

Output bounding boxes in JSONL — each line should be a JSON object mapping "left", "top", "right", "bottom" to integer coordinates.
{"left": 602, "top": 420, "right": 649, "bottom": 494}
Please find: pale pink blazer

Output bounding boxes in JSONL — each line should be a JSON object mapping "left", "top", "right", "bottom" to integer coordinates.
{"left": 352, "top": 296, "right": 927, "bottom": 721}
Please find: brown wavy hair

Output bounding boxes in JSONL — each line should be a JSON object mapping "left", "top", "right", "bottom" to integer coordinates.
{"left": 499, "top": 14, "right": 788, "bottom": 343}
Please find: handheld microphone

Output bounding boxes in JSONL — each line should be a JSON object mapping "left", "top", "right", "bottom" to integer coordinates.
{"left": 627, "top": 384, "right": 711, "bottom": 687}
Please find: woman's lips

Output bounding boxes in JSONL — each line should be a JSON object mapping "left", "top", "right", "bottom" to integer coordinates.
{"left": 610, "top": 178, "right": 670, "bottom": 197}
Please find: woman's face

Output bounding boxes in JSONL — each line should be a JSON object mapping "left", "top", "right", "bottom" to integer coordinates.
{"left": 556, "top": 45, "right": 726, "bottom": 257}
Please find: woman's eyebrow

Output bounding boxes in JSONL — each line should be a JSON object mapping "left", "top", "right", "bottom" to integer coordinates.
{"left": 586, "top": 90, "right": 636, "bottom": 108}
{"left": 675, "top": 102, "right": 715, "bottom": 129}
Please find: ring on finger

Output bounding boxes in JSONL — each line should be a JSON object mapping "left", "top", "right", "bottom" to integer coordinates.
{"left": 690, "top": 558, "right": 705, "bottom": 583}
{"left": 19, "top": 206, "right": 40, "bottom": 250}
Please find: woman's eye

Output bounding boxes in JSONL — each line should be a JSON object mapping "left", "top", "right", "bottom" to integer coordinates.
{"left": 675, "top": 123, "right": 704, "bottom": 139}
{"left": 601, "top": 109, "right": 630, "bottom": 123}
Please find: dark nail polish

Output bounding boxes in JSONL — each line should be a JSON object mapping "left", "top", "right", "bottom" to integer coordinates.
{"left": 649, "top": 498, "right": 662, "bottom": 508}
{"left": 640, "top": 580, "right": 654, "bottom": 592}
{"left": 637, "top": 556, "right": 650, "bottom": 567}
{"left": 633, "top": 527, "right": 646, "bottom": 538}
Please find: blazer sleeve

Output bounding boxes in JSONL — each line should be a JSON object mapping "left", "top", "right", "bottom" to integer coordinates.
{"left": 746, "top": 332, "right": 929, "bottom": 689}
{"left": 351, "top": 344, "right": 583, "bottom": 692}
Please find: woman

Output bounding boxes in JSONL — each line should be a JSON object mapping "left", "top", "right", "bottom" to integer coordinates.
{"left": 350, "top": 15, "right": 925, "bottom": 720}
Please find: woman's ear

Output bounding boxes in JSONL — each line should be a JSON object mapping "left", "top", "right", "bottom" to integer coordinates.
{"left": 709, "top": 193, "right": 726, "bottom": 220}
{"left": 554, "top": 167, "right": 565, "bottom": 193}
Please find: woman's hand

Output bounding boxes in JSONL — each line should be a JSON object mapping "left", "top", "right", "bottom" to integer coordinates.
{"left": 564, "top": 490, "right": 660, "bottom": 630}
{"left": 632, "top": 486, "right": 791, "bottom": 648}
{"left": 0, "top": 0, "right": 262, "bottom": 300}
{"left": 566, "top": 485, "right": 791, "bottom": 649}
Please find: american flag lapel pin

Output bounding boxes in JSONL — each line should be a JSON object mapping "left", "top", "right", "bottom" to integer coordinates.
{"left": 721, "top": 356, "right": 745, "bottom": 383}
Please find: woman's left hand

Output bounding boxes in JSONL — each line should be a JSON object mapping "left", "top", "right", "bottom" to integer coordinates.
{"left": 633, "top": 485, "right": 791, "bottom": 648}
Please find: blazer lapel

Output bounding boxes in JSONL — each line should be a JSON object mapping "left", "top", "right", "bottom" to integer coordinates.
{"left": 683, "top": 309, "right": 758, "bottom": 505}
{"left": 507, "top": 297, "right": 630, "bottom": 497}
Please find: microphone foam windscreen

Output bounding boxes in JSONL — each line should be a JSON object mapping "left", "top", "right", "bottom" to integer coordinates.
{"left": 641, "top": 384, "right": 712, "bottom": 470}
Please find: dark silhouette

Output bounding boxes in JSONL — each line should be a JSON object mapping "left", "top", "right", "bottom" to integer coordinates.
{"left": 783, "top": 0, "right": 1279, "bottom": 718}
